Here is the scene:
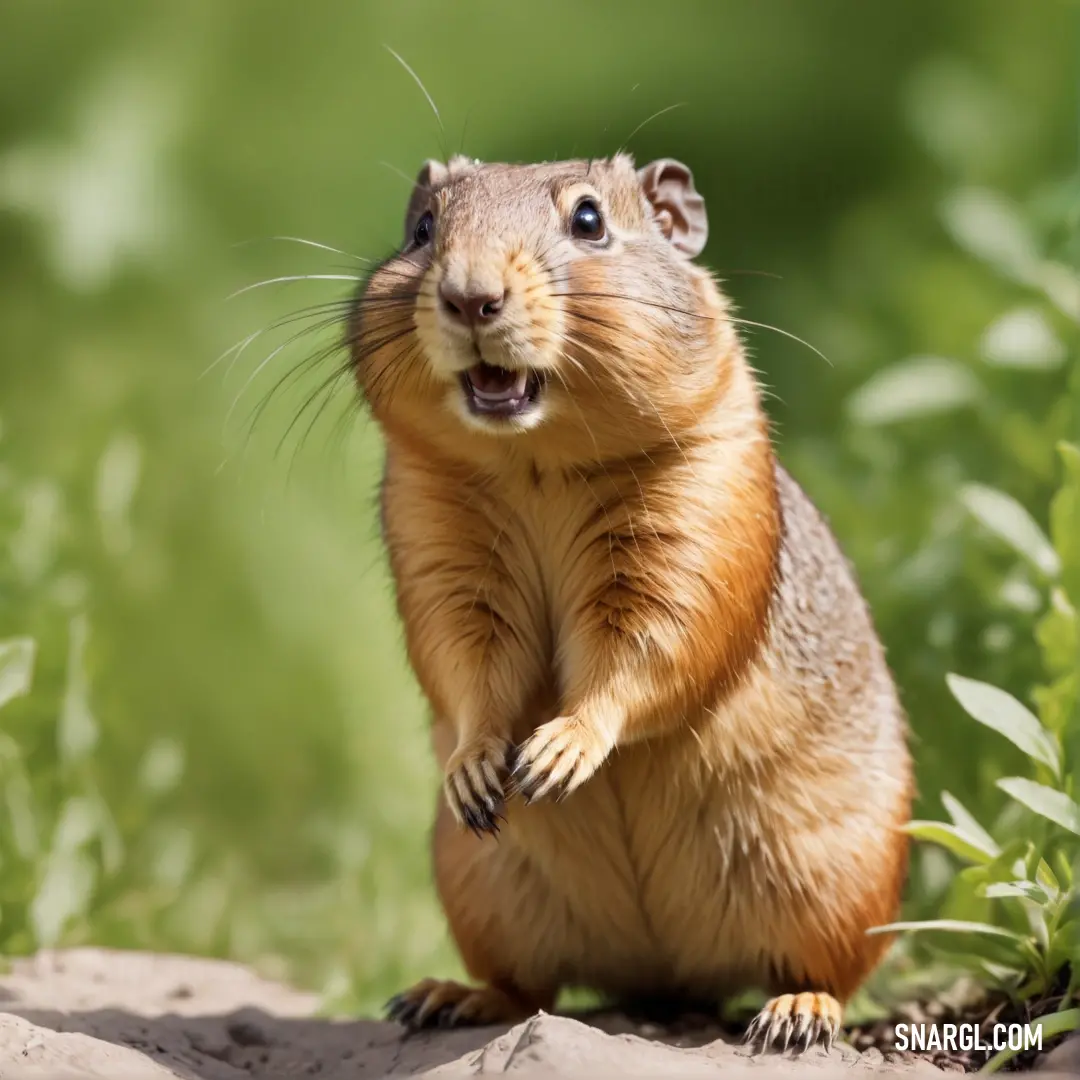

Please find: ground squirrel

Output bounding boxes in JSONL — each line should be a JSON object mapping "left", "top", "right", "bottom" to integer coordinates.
{"left": 349, "top": 153, "right": 912, "bottom": 1052}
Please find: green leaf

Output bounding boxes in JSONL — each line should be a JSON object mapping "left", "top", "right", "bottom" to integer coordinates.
{"left": 940, "top": 188, "right": 1039, "bottom": 279}
{"left": 1013, "top": 844, "right": 1062, "bottom": 901}
{"left": 982, "top": 880, "right": 1049, "bottom": 904}
{"left": 1033, "top": 587, "right": 1079, "bottom": 734}
{"left": 1024, "top": 843, "right": 1044, "bottom": 884}
{"left": 997, "top": 777, "right": 1080, "bottom": 836}
{"left": 29, "top": 848, "right": 95, "bottom": 949}
{"left": 867, "top": 919, "right": 1029, "bottom": 941}
{"left": 958, "top": 864, "right": 992, "bottom": 888}
{"left": 845, "top": 356, "right": 982, "bottom": 426}
{"left": 960, "top": 483, "right": 1061, "bottom": 577}
{"left": 1050, "top": 441, "right": 1080, "bottom": 603}
{"left": 1036, "top": 588, "right": 1078, "bottom": 676}
{"left": 983, "top": 1009, "right": 1080, "bottom": 1073}
{"left": 1032, "top": 674, "right": 1078, "bottom": 736}
{"left": 1034, "top": 857, "right": 1059, "bottom": 893}
{"left": 0, "top": 637, "right": 36, "bottom": 711}
{"left": 1052, "top": 850, "right": 1073, "bottom": 889}
{"left": 946, "top": 673, "right": 1061, "bottom": 776}
{"left": 980, "top": 307, "right": 1067, "bottom": 370}
{"left": 977, "top": 959, "right": 1026, "bottom": 989}
{"left": 941, "top": 791, "right": 1000, "bottom": 855}
{"left": 59, "top": 615, "right": 98, "bottom": 766}
{"left": 1049, "top": 920, "right": 1080, "bottom": 967}
{"left": 906, "top": 820, "right": 999, "bottom": 864}
{"left": 0, "top": 734, "right": 38, "bottom": 860}
{"left": 983, "top": 838, "right": 1030, "bottom": 885}
{"left": 869, "top": 920, "right": 1035, "bottom": 970}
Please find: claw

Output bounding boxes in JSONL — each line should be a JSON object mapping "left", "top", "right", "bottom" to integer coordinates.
{"left": 744, "top": 992, "right": 842, "bottom": 1055}
{"left": 387, "top": 996, "right": 421, "bottom": 1027}
{"left": 792, "top": 1010, "right": 813, "bottom": 1052}
{"left": 385, "top": 978, "right": 533, "bottom": 1031}
{"left": 765, "top": 995, "right": 793, "bottom": 1050}
{"left": 504, "top": 744, "right": 519, "bottom": 775}
{"left": 444, "top": 736, "right": 511, "bottom": 836}
{"left": 823, "top": 1018, "right": 836, "bottom": 1054}
{"left": 512, "top": 716, "right": 607, "bottom": 806}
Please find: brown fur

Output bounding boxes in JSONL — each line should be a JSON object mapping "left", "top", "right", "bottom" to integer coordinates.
{"left": 352, "top": 154, "right": 912, "bottom": 1033}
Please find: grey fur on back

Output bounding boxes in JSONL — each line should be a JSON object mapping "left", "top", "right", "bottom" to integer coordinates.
{"left": 768, "top": 463, "right": 908, "bottom": 756}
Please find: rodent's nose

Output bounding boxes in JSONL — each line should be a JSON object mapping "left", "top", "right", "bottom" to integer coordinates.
{"left": 439, "top": 282, "right": 505, "bottom": 327}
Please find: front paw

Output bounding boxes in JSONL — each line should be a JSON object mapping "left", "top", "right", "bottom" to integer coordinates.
{"left": 444, "top": 735, "right": 512, "bottom": 836}
{"left": 512, "top": 715, "right": 609, "bottom": 803}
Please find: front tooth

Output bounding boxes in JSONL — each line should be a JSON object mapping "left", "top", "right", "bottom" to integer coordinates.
{"left": 472, "top": 370, "right": 529, "bottom": 400}
{"left": 474, "top": 385, "right": 515, "bottom": 401}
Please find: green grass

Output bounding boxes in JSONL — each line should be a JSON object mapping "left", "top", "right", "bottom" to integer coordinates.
{"left": 870, "top": 439, "right": 1079, "bottom": 1066}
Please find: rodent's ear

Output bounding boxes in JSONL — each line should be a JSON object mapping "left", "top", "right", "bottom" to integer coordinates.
{"left": 637, "top": 159, "right": 707, "bottom": 258}
{"left": 403, "top": 159, "right": 448, "bottom": 246}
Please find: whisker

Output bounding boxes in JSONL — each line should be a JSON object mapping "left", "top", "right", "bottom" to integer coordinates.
{"left": 328, "top": 336, "right": 408, "bottom": 460}
{"left": 219, "top": 303, "right": 354, "bottom": 386}
{"left": 458, "top": 107, "right": 473, "bottom": 157}
{"left": 729, "top": 318, "right": 833, "bottom": 367}
{"left": 244, "top": 330, "right": 353, "bottom": 436}
{"left": 203, "top": 327, "right": 264, "bottom": 382}
{"left": 285, "top": 388, "right": 352, "bottom": 488}
{"left": 358, "top": 332, "right": 424, "bottom": 416}
{"left": 227, "top": 330, "right": 333, "bottom": 430}
{"left": 346, "top": 257, "right": 429, "bottom": 286}
{"left": 619, "top": 102, "right": 686, "bottom": 152}
{"left": 556, "top": 289, "right": 832, "bottom": 366}
{"left": 227, "top": 274, "right": 363, "bottom": 300}
{"left": 714, "top": 268, "right": 783, "bottom": 280}
{"left": 277, "top": 359, "right": 354, "bottom": 462}
{"left": 352, "top": 324, "right": 419, "bottom": 385}
{"left": 212, "top": 283, "right": 418, "bottom": 386}
{"left": 381, "top": 159, "right": 428, "bottom": 191}
{"left": 324, "top": 362, "right": 373, "bottom": 461}
{"left": 241, "top": 320, "right": 415, "bottom": 467}
{"left": 215, "top": 235, "right": 426, "bottom": 476}
{"left": 211, "top": 312, "right": 331, "bottom": 387}
{"left": 232, "top": 236, "right": 374, "bottom": 264}
{"left": 383, "top": 45, "right": 447, "bottom": 156}
{"left": 555, "top": 290, "right": 710, "bottom": 322}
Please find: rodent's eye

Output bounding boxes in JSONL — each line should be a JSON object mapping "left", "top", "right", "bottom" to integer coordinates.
{"left": 413, "top": 211, "right": 434, "bottom": 248}
{"left": 570, "top": 199, "right": 605, "bottom": 241}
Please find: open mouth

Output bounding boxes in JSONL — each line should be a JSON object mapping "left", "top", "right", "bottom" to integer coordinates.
{"left": 460, "top": 362, "right": 544, "bottom": 419}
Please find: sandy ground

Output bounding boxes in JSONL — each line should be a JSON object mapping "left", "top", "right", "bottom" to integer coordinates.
{"left": 0, "top": 949, "right": 1074, "bottom": 1078}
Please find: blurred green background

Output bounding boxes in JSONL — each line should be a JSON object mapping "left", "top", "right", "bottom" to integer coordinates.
{"left": 0, "top": 0, "right": 1077, "bottom": 1014}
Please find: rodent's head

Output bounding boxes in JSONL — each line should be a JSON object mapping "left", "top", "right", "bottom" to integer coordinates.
{"left": 352, "top": 154, "right": 742, "bottom": 465}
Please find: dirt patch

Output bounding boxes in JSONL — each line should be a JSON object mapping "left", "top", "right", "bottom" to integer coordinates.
{"left": 0, "top": 949, "right": 1071, "bottom": 1078}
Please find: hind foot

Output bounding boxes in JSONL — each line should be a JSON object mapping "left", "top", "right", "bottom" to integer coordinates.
{"left": 744, "top": 992, "right": 842, "bottom": 1053}
{"left": 385, "top": 978, "right": 534, "bottom": 1031}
